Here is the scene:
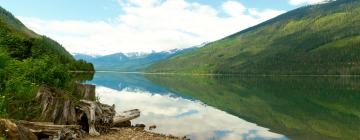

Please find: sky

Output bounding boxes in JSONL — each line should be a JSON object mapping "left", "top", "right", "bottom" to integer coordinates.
{"left": 0, "top": 0, "right": 327, "bottom": 56}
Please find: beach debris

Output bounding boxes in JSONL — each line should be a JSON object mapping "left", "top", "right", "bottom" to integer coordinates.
{"left": 134, "top": 124, "right": 146, "bottom": 130}
{"left": 113, "top": 109, "right": 140, "bottom": 127}
{"left": 149, "top": 125, "right": 157, "bottom": 130}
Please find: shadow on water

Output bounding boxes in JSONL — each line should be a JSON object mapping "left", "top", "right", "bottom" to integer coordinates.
{"left": 145, "top": 75, "right": 360, "bottom": 140}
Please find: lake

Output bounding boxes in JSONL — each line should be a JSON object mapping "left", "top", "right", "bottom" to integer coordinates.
{"left": 87, "top": 72, "right": 360, "bottom": 140}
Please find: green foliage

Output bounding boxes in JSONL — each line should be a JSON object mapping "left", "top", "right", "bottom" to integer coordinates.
{"left": 0, "top": 49, "right": 8, "bottom": 83}
{"left": 0, "top": 49, "right": 8, "bottom": 117}
{"left": 31, "top": 36, "right": 75, "bottom": 63}
{"left": 0, "top": 6, "right": 94, "bottom": 119}
{"left": 0, "top": 56, "right": 77, "bottom": 119}
{"left": 5, "top": 57, "right": 70, "bottom": 89}
{"left": 68, "top": 59, "right": 95, "bottom": 72}
{"left": 147, "top": 0, "right": 360, "bottom": 75}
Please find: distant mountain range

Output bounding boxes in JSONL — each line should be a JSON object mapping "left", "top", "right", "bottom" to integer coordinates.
{"left": 147, "top": 0, "right": 360, "bottom": 75}
{"left": 74, "top": 47, "right": 198, "bottom": 71}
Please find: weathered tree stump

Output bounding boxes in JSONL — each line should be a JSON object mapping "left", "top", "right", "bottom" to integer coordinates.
{"left": 32, "top": 84, "right": 141, "bottom": 138}
{"left": 36, "top": 85, "right": 77, "bottom": 125}
{"left": 75, "top": 83, "right": 96, "bottom": 101}
{"left": 1, "top": 84, "right": 140, "bottom": 139}
{"left": 76, "top": 100, "right": 115, "bottom": 136}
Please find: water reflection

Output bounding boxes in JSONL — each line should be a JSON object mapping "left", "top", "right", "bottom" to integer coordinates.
{"left": 96, "top": 86, "right": 286, "bottom": 140}
{"left": 89, "top": 72, "right": 360, "bottom": 140}
{"left": 88, "top": 72, "right": 169, "bottom": 94}
{"left": 89, "top": 72, "right": 288, "bottom": 140}
{"left": 146, "top": 75, "right": 360, "bottom": 140}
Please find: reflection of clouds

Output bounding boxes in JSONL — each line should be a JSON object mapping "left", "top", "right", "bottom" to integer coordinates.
{"left": 97, "top": 86, "right": 287, "bottom": 140}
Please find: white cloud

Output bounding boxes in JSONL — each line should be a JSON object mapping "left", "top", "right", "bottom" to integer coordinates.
{"left": 289, "top": 0, "right": 329, "bottom": 5}
{"left": 119, "top": 0, "right": 161, "bottom": 7}
{"left": 19, "top": 0, "right": 285, "bottom": 56}
{"left": 222, "top": 1, "right": 246, "bottom": 17}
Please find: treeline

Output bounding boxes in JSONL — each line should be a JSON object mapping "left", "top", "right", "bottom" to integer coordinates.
{"left": 0, "top": 7, "right": 94, "bottom": 119}
{"left": 68, "top": 59, "right": 95, "bottom": 72}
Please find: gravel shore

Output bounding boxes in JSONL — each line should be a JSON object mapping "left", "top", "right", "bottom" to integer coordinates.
{"left": 82, "top": 127, "right": 185, "bottom": 140}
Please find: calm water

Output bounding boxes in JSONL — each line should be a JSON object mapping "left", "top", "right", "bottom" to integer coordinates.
{"left": 87, "top": 72, "right": 360, "bottom": 140}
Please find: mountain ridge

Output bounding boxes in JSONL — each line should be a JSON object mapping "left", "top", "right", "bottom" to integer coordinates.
{"left": 147, "top": 0, "right": 360, "bottom": 75}
{"left": 74, "top": 47, "right": 198, "bottom": 71}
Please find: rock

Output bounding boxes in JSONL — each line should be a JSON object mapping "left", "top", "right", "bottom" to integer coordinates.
{"left": 134, "top": 124, "right": 146, "bottom": 131}
{"left": 113, "top": 120, "right": 131, "bottom": 128}
{"left": 134, "top": 124, "right": 145, "bottom": 128}
{"left": 183, "top": 136, "right": 190, "bottom": 140}
{"left": 149, "top": 125, "right": 156, "bottom": 130}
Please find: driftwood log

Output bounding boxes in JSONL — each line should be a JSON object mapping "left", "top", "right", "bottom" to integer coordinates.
{"left": 0, "top": 119, "right": 38, "bottom": 140}
{"left": 17, "top": 121, "right": 82, "bottom": 140}
{"left": 0, "top": 84, "right": 141, "bottom": 139}
{"left": 113, "top": 109, "right": 141, "bottom": 127}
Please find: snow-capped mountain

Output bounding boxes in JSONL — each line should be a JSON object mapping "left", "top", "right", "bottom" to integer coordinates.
{"left": 74, "top": 47, "right": 198, "bottom": 71}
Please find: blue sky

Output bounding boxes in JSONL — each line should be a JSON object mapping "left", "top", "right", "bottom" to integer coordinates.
{"left": 0, "top": 0, "right": 298, "bottom": 21}
{"left": 0, "top": 0, "right": 121, "bottom": 21}
{"left": 0, "top": 0, "right": 325, "bottom": 55}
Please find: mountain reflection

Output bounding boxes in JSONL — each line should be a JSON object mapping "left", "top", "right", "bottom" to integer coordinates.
{"left": 88, "top": 72, "right": 287, "bottom": 140}
{"left": 96, "top": 86, "right": 286, "bottom": 140}
{"left": 89, "top": 72, "right": 360, "bottom": 140}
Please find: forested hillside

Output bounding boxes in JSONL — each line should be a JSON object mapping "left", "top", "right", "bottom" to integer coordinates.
{"left": 147, "top": 0, "right": 360, "bottom": 75}
{"left": 0, "top": 6, "right": 94, "bottom": 119}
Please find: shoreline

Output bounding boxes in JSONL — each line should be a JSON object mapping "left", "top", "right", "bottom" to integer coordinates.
{"left": 82, "top": 126, "right": 185, "bottom": 140}
{"left": 91, "top": 71, "right": 360, "bottom": 77}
